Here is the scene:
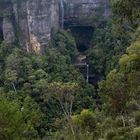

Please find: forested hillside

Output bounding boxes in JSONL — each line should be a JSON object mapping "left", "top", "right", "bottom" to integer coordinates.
{"left": 0, "top": 0, "right": 140, "bottom": 140}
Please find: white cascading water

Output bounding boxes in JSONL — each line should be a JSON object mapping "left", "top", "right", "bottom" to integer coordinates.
{"left": 60, "top": 0, "right": 64, "bottom": 28}
{"left": 86, "top": 64, "right": 89, "bottom": 83}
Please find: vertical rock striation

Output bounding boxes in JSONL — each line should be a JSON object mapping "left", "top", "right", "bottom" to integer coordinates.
{"left": 0, "top": 0, "right": 110, "bottom": 53}
{"left": 15, "top": 0, "right": 59, "bottom": 53}
{"left": 0, "top": 0, "right": 59, "bottom": 53}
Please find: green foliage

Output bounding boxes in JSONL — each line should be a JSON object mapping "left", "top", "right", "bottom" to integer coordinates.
{"left": 105, "top": 130, "right": 116, "bottom": 140}
{"left": 88, "top": 20, "right": 132, "bottom": 78}
{"left": 111, "top": 0, "right": 140, "bottom": 27}
{"left": 72, "top": 109, "right": 96, "bottom": 132}
{"left": 0, "top": 96, "right": 42, "bottom": 140}
{"left": 99, "top": 36, "right": 140, "bottom": 114}
{"left": 0, "top": 0, "right": 140, "bottom": 139}
{"left": 133, "top": 127, "right": 140, "bottom": 137}
{"left": 134, "top": 111, "right": 140, "bottom": 126}
{"left": 0, "top": 98, "right": 25, "bottom": 140}
{"left": 52, "top": 30, "right": 78, "bottom": 61}
{"left": 0, "top": 30, "right": 95, "bottom": 138}
{"left": 44, "top": 48, "right": 83, "bottom": 83}
{"left": 88, "top": 47, "right": 105, "bottom": 77}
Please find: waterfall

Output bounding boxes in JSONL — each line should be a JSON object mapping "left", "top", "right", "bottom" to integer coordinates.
{"left": 60, "top": 0, "right": 64, "bottom": 28}
{"left": 86, "top": 64, "right": 89, "bottom": 83}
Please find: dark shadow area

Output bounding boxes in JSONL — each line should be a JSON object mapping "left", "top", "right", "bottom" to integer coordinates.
{"left": 68, "top": 26, "right": 94, "bottom": 52}
{"left": 77, "top": 44, "right": 89, "bottom": 52}
{"left": 0, "top": 19, "right": 3, "bottom": 42}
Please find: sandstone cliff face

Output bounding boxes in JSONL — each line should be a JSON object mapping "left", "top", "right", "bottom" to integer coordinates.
{"left": 0, "top": 0, "right": 110, "bottom": 53}
{"left": 0, "top": 0, "right": 59, "bottom": 53}
{"left": 64, "top": 0, "right": 110, "bottom": 26}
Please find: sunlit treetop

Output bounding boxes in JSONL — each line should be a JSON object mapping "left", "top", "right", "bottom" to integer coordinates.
{"left": 111, "top": 0, "right": 140, "bottom": 27}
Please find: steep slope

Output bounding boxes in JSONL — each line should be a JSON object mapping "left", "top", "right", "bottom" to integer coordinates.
{"left": 0, "top": 0, "right": 59, "bottom": 53}
{"left": 0, "top": 0, "right": 110, "bottom": 53}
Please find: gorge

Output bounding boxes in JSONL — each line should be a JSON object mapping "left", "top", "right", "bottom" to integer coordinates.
{"left": 0, "top": 1, "right": 139, "bottom": 139}
{"left": 0, "top": 0, "right": 111, "bottom": 85}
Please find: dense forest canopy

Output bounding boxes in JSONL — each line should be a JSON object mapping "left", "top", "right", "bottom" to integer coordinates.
{"left": 0, "top": 0, "right": 140, "bottom": 140}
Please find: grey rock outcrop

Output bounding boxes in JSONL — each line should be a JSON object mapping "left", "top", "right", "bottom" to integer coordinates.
{"left": 14, "top": 0, "right": 59, "bottom": 53}
{"left": 64, "top": 0, "right": 110, "bottom": 26}
{"left": 0, "top": 0, "right": 59, "bottom": 53}
{"left": 0, "top": 0, "right": 110, "bottom": 53}
{"left": 3, "top": 17, "right": 15, "bottom": 44}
